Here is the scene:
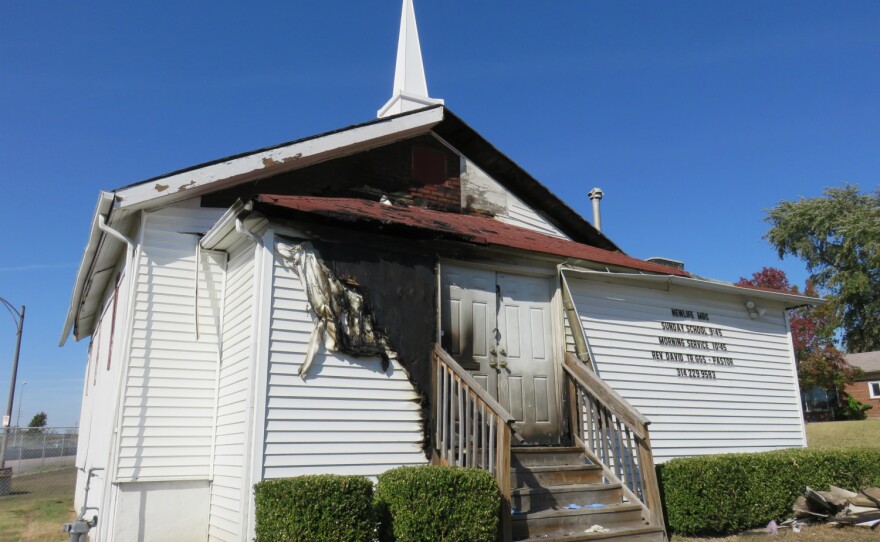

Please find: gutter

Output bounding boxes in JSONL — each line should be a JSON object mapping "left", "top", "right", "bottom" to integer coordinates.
{"left": 58, "top": 192, "right": 116, "bottom": 346}
{"left": 200, "top": 199, "right": 260, "bottom": 250}
{"left": 559, "top": 265, "right": 825, "bottom": 309}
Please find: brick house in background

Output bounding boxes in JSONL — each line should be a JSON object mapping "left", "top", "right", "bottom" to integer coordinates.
{"left": 844, "top": 351, "right": 880, "bottom": 419}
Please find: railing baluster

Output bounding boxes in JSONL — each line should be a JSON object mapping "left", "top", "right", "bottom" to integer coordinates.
{"left": 612, "top": 416, "right": 624, "bottom": 483}
{"left": 585, "top": 393, "right": 596, "bottom": 454}
{"left": 456, "top": 379, "right": 466, "bottom": 467}
{"left": 624, "top": 425, "right": 636, "bottom": 496}
{"left": 481, "top": 403, "right": 487, "bottom": 470}
{"left": 443, "top": 368, "right": 451, "bottom": 464}
{"left": 488, "top": 412, "right": 496, "bottom": 475}
{"left": 467, "top": 393, "right": 477, "bottom": 468}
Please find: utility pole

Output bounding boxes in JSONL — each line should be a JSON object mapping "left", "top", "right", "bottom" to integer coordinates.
{"left": 0, "top": 298, "right": 25, "bottom": 491}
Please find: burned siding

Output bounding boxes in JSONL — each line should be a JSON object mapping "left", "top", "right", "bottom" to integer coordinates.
{"left": 313, "top": 240, "right": 438, "bottom": 405}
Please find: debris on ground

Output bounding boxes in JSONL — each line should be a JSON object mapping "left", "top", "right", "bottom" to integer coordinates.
{"left": 790, "top": 485, "right": 880, "bottom": 530}
{"left": 584, "top": 524, "right": 610, "bottom": 533}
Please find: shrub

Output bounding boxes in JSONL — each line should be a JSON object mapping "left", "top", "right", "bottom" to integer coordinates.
{"left": 836, "top": 394, "right": 873, "bottom": 420}
{"left": 254, "top": 475, "right": 375, "bottom": 542}
{"left": 658, "top": 448, "right": 880, "bottom": 536}
{"left": 375, "top": 466, "right": 501, "bottom": 542}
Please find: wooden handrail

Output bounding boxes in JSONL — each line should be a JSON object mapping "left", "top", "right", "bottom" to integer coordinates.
{"left": 433, "top": 346, "right": 516, "bottom": 425}
{"left": 564, "top": 352, "right": 665, "bottom": 535}
{"left": 563, "top": 354, "right": 650, "bottom": 439}
{"left": 432, "top": 344, "right": 514, "bottom": 541}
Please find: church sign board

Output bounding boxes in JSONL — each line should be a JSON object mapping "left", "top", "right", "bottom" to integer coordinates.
{"left": 567, "top": 275, "right": 807, "bottom": 463}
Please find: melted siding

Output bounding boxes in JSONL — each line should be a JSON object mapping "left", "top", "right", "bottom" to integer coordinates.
{"left": 208, "top": 238, "right": 256, "bottom": 542}
{"left": 261, "top": 243, "right": 427, "bottom": 479}
{"left": 568, "top": 277, "right": 806, "bottom": 463}
{"left": 117, "top": 203, "right": 226, "bottom": 482}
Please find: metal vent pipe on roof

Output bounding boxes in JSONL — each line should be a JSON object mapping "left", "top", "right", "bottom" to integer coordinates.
{"left": 588, "top": 187, "right": 604, "bottom": 232}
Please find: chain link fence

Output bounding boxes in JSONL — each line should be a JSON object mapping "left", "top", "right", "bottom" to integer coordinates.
{"left": 1, "top": 427, "right": 78, "bottom": 497}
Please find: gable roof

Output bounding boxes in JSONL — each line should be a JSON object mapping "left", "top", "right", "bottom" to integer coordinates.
{"left": 62, "top": 105, "right": 617, "bottom": 344}
{"left": 255, "top": 195, "right": 686, "bottom": 277}
{"left": 112, "top": 105, "right": 615, "bottom": 250}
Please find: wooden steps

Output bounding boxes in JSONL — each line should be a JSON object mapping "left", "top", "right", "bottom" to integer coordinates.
{"left": 510, "top": 447, "right": 666, "bottom": 542}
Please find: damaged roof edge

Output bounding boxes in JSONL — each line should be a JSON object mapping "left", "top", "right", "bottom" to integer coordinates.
{"left": 433, "top": 109, "right": 621, "bottom": 253}
{"left": 59, "top": 191, "right": 116, "bottom": 347}
{"left": 112, "top": 106, "right": 446, "bottom": 212}
{"left": 560, "top": 266, "right": 825, "bottom": 308}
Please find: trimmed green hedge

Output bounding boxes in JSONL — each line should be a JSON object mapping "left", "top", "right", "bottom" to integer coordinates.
{"left": 659, "top": 448, "right": 880, "bottom": 536}
{"left": 254, "top": 475, "right": 375, "bottom": 542}
{"left": 375, "top": 466, "right": 501, "bottom": 542}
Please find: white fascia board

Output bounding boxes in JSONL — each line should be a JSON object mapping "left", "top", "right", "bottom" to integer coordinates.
{"left": 59, "top": 191, "right": 116, "bottom": 346}
{"left": 113, "top": 107, "right": 445, "bottom": 212}
{"left": 560, "top": 266, "right": 825, "bottom": 308}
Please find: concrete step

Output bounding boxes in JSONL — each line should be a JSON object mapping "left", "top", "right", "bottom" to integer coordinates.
{"left": 511, "top": 482, "right": 622, "bottom": 513}
{"left": 512, "top": 446, "right": 586, "bottom": 467}
{"left": 511, "top": 503, "right": 644, "bottom": 540}
{"left": 516, "top": 524, "right": 666, "bottom": 542}
{"left": 511, "top": 464, "right": 603, "bottom": 489}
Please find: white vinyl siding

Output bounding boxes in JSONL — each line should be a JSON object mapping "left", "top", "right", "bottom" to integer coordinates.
{"left": 261, "top": 242, "right": 427, "bottom": 479}
{"left": 117, "top": 201, "right": 226, "bottom": 482}
{"left": 568, "top": 276, "right": 806, "bottom": 463}
{"left": 500, "top": 200, "right": 568, "bottom": 239}
{"left": 460, "top": 157, "right": 569, "bottom": 239}
{"left": 74, "top": 259, "right": 133, "bottom": 522}
{"left": 208, "top": 238, "right": 257, "bottom": 542}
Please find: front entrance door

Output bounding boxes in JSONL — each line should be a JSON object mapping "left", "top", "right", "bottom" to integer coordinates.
{"left": 441, "top": 264, "right": 560, "bottom": 445}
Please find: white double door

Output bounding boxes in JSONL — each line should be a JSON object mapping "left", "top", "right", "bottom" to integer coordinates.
{"left": 441, "top": 264, "right": 560, "bottom": 445}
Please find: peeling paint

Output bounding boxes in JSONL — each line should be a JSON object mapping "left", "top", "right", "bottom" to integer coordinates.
{"left": 176, "top": 180, "right": 197, "bottom": 192}
{"left": 262, "top": 153, "right": 303, "bottom": 168}
{"left": 155, "top": 183, "right": 169, "bottom": 192}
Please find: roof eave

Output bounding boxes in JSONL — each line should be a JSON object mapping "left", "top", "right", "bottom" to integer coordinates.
{"left": 59, "top": 191, "right": 116, "bottom": 346}
{"left": 112, "top": 106, "right": 446, "bottom": 213}
{"left": 560, "top": 266, "right": 825, "bottom": 308}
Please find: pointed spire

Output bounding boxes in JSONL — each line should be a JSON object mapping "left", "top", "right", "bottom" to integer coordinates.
{"left": 377, "top": 0, "right": 443, "bottom": 118}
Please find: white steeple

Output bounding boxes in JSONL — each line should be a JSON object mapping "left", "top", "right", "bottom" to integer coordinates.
{"left": 377, "top": 0, "right": 443, "bottom": 118}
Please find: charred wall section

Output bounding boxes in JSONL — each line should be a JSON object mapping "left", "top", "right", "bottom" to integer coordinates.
{"left": 312, "top": 240, "right": 438, "bottom": 449}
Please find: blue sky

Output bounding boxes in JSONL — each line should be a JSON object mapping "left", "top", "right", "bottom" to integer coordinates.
{"left": 1, "top": 1, "right": 878, "bottom": 427}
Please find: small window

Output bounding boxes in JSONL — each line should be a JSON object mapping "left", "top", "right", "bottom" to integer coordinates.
{"left": 870, "top": 381, "right": 880, "bottom": 399}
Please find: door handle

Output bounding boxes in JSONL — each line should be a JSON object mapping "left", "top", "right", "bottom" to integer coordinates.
{"left": 498, "top": 358, "right": 507, "bottom": 369}
{"left": 489, "top": 347, "right": 497, "bottom": 356}
{"left": 499, "top": 348, "right": 507, "bottom": 356}
{"left": 488, "top": 358, "right": 497, "bottom": 368}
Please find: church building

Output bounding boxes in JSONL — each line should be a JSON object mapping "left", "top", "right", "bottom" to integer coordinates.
{"left": 63, "top": 2, "right": 818, "bottom": 540}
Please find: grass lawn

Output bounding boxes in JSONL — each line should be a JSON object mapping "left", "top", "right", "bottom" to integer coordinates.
{"left": 806, "top": 418, "right": 880, "bottom": 449}
{"left": 0, "top": 467, "right": 75, "bottom": 542}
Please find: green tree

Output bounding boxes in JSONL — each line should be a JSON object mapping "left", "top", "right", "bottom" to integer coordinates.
{"left": 764, "top": 185, "right": 880, "bottom": 353}
{"left": 28, "top": 411, "right": 47, "bottom": 428}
